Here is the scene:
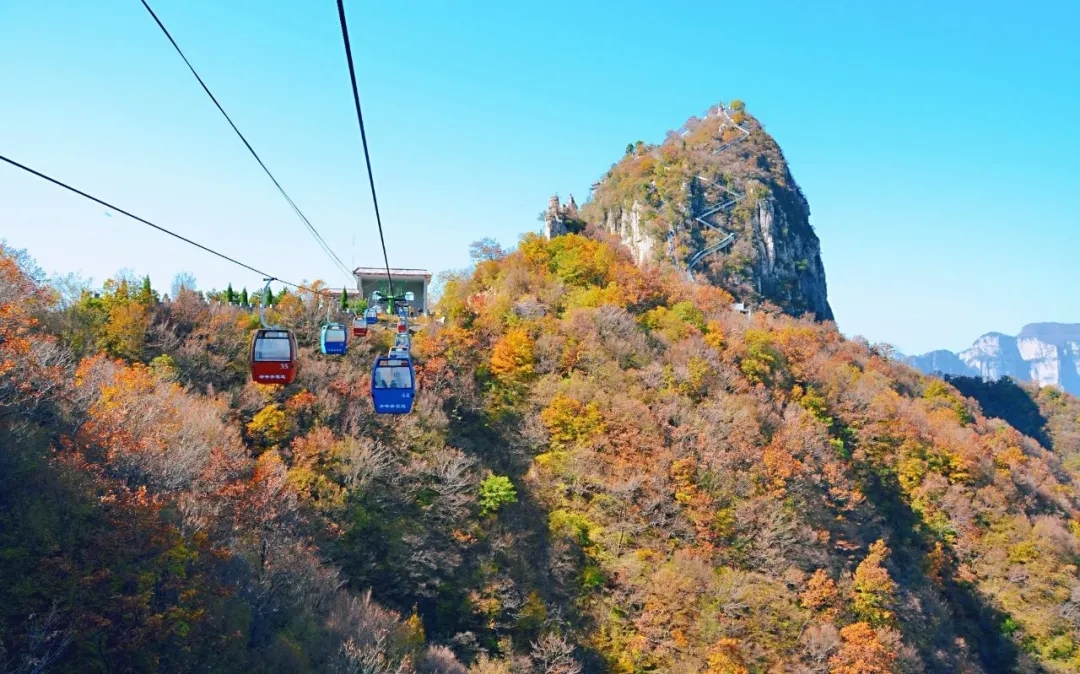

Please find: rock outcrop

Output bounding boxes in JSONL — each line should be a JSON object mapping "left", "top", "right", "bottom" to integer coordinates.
{"left": 570, "top": 101, "right": 833, "bottom": 322}
{"left": 542, "top": 194, "right": 584, "bottom": 239}
{"left": 905, "top": 323, "right": 1080, "bottom": 395}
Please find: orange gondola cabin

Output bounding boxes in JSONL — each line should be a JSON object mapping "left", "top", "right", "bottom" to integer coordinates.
{"left": 250, "top": 328, "right": 298, "bottom": 385}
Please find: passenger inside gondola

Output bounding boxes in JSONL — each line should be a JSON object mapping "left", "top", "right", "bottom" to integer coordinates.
{"left": 374, "top": 367, "right": 394, "bottom": 389}
{"left": 373, "top": 365, "right": 412, "bottom": 389}
{"left": 392, "top": 367, "right": 411, "bottom": 388}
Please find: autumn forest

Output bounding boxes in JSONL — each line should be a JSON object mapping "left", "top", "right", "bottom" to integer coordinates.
{"left": 4, "top": 214, "right": 1080, "bottom": 674}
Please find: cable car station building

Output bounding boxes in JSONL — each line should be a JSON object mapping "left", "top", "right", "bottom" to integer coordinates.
{"left": 353, "top": 267, "right": 432, "bottom": 314}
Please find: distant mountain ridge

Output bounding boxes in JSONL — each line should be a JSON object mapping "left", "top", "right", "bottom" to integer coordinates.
{"left": 905, "top": 322, "right": 1080, "bottom": 394}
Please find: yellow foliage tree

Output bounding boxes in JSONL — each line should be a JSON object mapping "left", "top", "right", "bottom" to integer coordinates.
{"left": 286, "top": 427, "right": 346, "bottom": 509}
{"left": 994, "top": 445, "right": 1027, "bottom": 471}
{"left": 403, "top": 607, "right": 426, "bottom": 651}
{"left": 852, "top": 539, "right": 898, "bottom": 627}
{"left": 704, "top": 637, "right": 749, "bottom": 674}
{"left": 540, "top": 393, "right": 604, "bottom": 449}
{"left": 564, "top": 283, "right": 625, "bottom": 311}
{"left": 247, "top": 403, "right": 293, "bottom": 447}
{"left": 490, "top": 328, "right": 535, "bottom": 383}
{"left": 103, "top": 300, "right": 149, "bottom": 361}
{"left": 704, "top": 320, "right": 725, "bottom": 351}
{"left": 641, "top": 301, "right": 704, "bottom": 342}
{"left": 739, "top": 329, "right": 786, "bottom": 387}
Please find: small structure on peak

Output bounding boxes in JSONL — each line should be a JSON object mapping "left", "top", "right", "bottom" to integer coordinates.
{"left": 543, "top": 194, "right": 585, "bottom": 239}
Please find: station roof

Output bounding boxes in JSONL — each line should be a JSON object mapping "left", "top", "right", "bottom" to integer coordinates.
{"left": 353, "top": 267, "right": 431, "bottom": 280}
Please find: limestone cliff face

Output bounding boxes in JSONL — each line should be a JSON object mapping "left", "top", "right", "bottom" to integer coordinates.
{"left": 905, "top": 323, "right": 1080, "bottom": 395}
{"left": 600, "top": 201, "right": 654, "bottom": 267}
{"left": 746, "top": 192, "right": 832, "bottom": 321}
{"left": 567, "top": 101, "right": 833, "bottom": 322}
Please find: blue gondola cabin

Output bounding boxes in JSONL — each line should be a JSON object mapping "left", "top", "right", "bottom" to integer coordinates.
{"left": 371, "top": 355, "right": 415, "bottom": 414}
{"left": 321, "top": 323, "right": 348, "bottom": 355}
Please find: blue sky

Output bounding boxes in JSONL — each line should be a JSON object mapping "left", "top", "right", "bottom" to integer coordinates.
{"left": 1, "top": 0, "right": 1077, "bottom": 354}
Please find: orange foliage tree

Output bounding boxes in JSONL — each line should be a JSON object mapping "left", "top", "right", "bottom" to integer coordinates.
{"left": 490, "top": 327, "right": 535, "bottom": 383}
{"left": 828, "top": 622, "right": 898, "bottom": 674}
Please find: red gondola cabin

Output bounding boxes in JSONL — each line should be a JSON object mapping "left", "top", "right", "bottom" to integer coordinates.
{"left": 352, "top": 316, "right": 368, "bottom": 337}
{"left": 250, "top": 329, "right": 298, "bottom": 385}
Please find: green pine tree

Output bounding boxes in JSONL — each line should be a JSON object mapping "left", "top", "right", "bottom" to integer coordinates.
{"left": 226, "top": 283, "right": 236, "bottom": 304}
{"left": 240, "top": 287, "right": 249, "bottom": 306}
{"left": 339, "top": 288, "right": 349, "bottom": 312}
{"left": 137, "top": 276, "right": 158, "bottom": 305}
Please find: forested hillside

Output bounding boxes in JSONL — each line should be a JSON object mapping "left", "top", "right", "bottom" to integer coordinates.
{"left": 4, "top": 226, "right": 1080, "bottom": 674}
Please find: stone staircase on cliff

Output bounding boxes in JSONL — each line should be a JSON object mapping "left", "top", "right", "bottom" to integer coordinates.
{"left": 677, "top": 104, "right": 751, "bottom": 277}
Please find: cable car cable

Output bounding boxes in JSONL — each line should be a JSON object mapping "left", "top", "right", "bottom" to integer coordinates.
{"left": 139, "top": 0, "right": 352, "bottom": 283}
{"left": 139, "top": 0, "right": 355, "bottom": 284}
{"left": 335, "top": 0, "right": 395, "bottom": 299}
{"left": 0, "top": 153, "right": 332, "bottom": 297}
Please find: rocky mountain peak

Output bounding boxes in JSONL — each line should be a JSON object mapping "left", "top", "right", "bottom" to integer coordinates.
{"left": 559, "top": 100, "right": 833, "bottom": 321}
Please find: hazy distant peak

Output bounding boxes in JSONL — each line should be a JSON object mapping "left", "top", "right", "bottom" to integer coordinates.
{"left": 1018, "top": 322, "right": 1080, "bottom": 342}
{"left": 906, "top": 322, "right": 1080, "bottom": 395}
